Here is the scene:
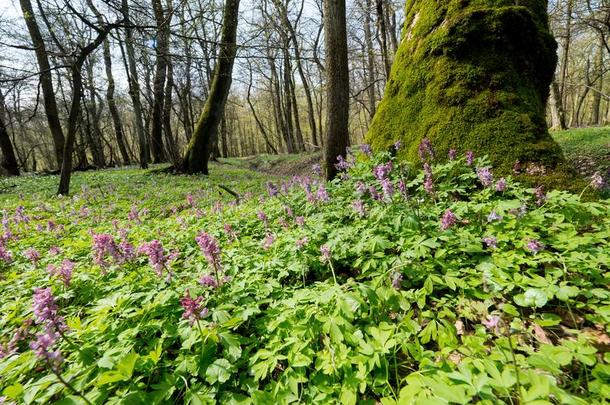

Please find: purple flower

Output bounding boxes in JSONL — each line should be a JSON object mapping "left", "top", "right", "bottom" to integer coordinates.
{"left": 356, "top": 181, "right": 367, "bottom": 195}
{"left": 139, "top": 240, "right": 169, "bottom": 276}
{"left": 393, "top": 140, "right": 402, "bottom": 151}
{"left": 466, "top": 151, "right": 475, "bottom": 166}
{"left": 440, "top": 210, "right": 457, "bottom": 230}
{"left": 482, "top": 315, "right": 501, "bottom": 332}
{"left": 495, "top": 178, "right": 507, "bottom": 192}
{"left": 316, "top": 185, "right": 330, "bottom": 202}
{"left": 398, "top": 180, "right": 408, "bottom": 198}
{"left": 352, "top": 200, "right": 366, "bottom": 217}
{"left": 424, "top": 174, "right": 434, "bottom": 195}
{"left": 295, "top": 216, "right": 305, "bottom": 227}
{"left": 266, "top": 182, "right": 279, "bottom": 197}
{"left": 47, "top": 259, "right": 74, "bottom": 286}
{"left": 483, "top": 236, "right": 497, "bottom": 249}
{"left": 128, "top": 205, "right": 141, "bottom": 223}
{"left": 369, "top": 186, "right": 382, "bottom": 201}
{"left": 335, "top": 155, "right": 352, "bottom": 171}
{"left": 476, "top": 167, "right": 494, "bottom": 187}
{"left": 391, "top": 272, "right": 403, "bottom": 289}
{"left": 513, "top": 160, "right": 522, "bottom": 174}
{"left": 180, "top": 292, "right": 209, "bottom": 325}
{"left": 373, "top": 162, "right": 393, "bottom": 181}
{"left": 30, "top": 328, "right": 62, "bottom": 367}
{"left": 48, "top": 246, "right": 62, "bottom": 256}
{"left": 196, "top": 232, "right": 222, "bottom": 271}
{"left": 360, "top": 144, "right": 373, "bottom": 157}
{"left": 263, "top": 233, "right": 275, "bottom": 250}
{"left": 381, "top": 179, "right": 394, "bottom": 200}
{"left": 487, "top": 211, "right": 502, "bottom": 222}
{"left": 199, "top": 274, "right": 218, "bottom": 288}
{"left": 320, "top": 245, "right": 331, "bottom": 263}
{"left": 224, "top": 224, "right": 238, "bottom": 242}
{"left": 591, "top": 172, "right": 606, "bottom": 190}
{"left": 526, "top": 239, "right": 544, "bottom": 254}
{"left": 312, "top": 164, "right": 322, "bottom": 177}
{"left": 0, "top": 245, "right": 13, "bottom": 264}
{"left": 257, "top": 210, "right": 268, "bottom": 224}
{"left": 92, "top": 233, "right": 121, "bottom": 268}
{"left": 418, "top": 138, "right": 435, "bottom": 161}
{"left": 448, "top": 149, "right": 457, "bottom": 161}
{"left": 534, "top": 185, "right": 546, "bottom": 205}
{"left": 186, "top": 194, "right": 195, "bottom": 206}
{"left": 32, "top": 288, "right": 62, "bottom": 327}
{"left": 296, "top": 237, "right": 309, "bottom": 249}
{"left": 24, "top": 248, "right": 41, "bottom": 265}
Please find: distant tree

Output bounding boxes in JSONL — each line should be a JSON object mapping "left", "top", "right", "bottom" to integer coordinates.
{"left": 19, "top": 0, "right": 65, "bottom": 169}
{"left": 0, "top": 114, "right": 20, "bottom": 176}
{"left": 323, "top": 0, "right": 350, "bottom": 180}
{"left": 181, "top": 0, "right": 240, "bottom": 174}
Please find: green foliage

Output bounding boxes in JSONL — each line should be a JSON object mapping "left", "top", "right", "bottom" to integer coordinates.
{"left": 368, "top": 0, "right": 564, "bottom": 174}
{"left": 0, "top": 151, "right": 609, "bottom": 404}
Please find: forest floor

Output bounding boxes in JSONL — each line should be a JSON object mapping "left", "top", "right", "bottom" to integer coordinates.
{"left": 0, "top": 136, "right": 609, "bottom": 404}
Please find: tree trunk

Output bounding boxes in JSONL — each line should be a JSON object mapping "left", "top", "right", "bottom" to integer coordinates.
{"left": 549, "top": 79, "right": 567, "bottom": 130}
{"left": 590, "top": 39, "right": 604, "bottom": 125}
{"left": 364, "top": 0, "right": 377, "bottom": 120}
{"left": 376, "top": 0, "right": 392, "bottom": 78}
{"left": 19, "top": 0, "right": 65, "bottom": 168}
{"left": 122, "top": 0, "right": 149, "bottom": 169}
{"left": 323, "top": 0, "right": 350, "bottom": 180}
{"left": 87, "top": 0, "right": 130, "bottom": 166}
{"left": 367, "top": 0, "right": 565, "bottom": 173}
{"left": 150, "top": 0, "right": 170, "bottom": 163}
{"left": 181, "top": 0, "right": 240, "bottom": 174}
{"left": 0, "top": 116, "right": 20, "bottom": 176}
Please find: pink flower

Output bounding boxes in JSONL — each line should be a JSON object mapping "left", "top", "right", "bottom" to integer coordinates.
{"left": 262, "top": 233, "right": 275, "bottom": 250}
{"left": 476, "top": 167, "right": 494, "bottom": 187}
{"left": 495, "top": 178, "right": 507, "bottom": 192}
{"left": 196, "top": 232, "right": 221, "bottom": 271}
{"left": 465, "top": 151, "right": 474, "bottom": 166}
{"left": 591, "top": 172, "right": 605, "bottom": 190}
{"left": 320, "top": 245, "right": 331, "bottom": 263}
{"left": 92, "top": 233, "right": 121, "bottom": 268}
{"left": 180, "top": 291, "right": 209, "bottom": 325}
{"left": 296, "top": 237, "right": 309, "bottom": 250}
{"left": 534, "top": 185, "right": 546, "bottom": 205}
{"left": 448, "top": 149, "right": 457, "bottom": 161}
{"left": 483, "top": 236, "right": 497, "bottom": 249}
{"left": 418, "top": 138, "right": 435, "bottom": 161}
{"left": 373, "top": 162, "right": 393, "bottom": 181}
{"left": 0, "top": 245, "right": 12, "bottom": 264}
{"left": 440, "top": 210, "right": 457, "bottom": 230}
{"left": 199, "top": 275, "right": 218, "bottom": 288}
{"left": 360, "top": 144, "right": 372, "bottom": 157}
{"left": 295, "top": 216, "right": 305, "bottom": 227}
{"left": 32, "top": 288, "right": 58, "bottom": 324}
{"left": 47, "top": 259, "right": 74, "bottom": 286}
{"left": 316, "top": 185, "right": 330, "bottom": 202}
{"left": 186, "top": 194, "right": 195, "bottom": 206}
{"left": 139, "top": 240, "right": 170, "bottom": 276}
{"left": 352, "top": 200, "right": 366, "bottom": 217}
{"left": 482, "top": 315, "right": 501, "bottom": 332}
{"left": 526, "top": 239, "right": 544, "bottom": 254}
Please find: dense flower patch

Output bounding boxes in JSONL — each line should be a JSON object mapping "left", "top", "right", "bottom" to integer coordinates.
{"left": 0, "top": 149, "right": 609, "bottom": 404}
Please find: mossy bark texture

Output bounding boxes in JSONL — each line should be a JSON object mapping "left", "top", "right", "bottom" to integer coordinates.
{"left": 367, "top": 0, "right": 565, "bottom": 173}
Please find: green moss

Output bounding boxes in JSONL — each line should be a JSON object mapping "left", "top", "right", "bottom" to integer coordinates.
{"left": 367, "top": 0, "right": 565, "bottom": 175}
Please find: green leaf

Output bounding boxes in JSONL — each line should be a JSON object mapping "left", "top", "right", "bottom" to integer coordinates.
{"left": 206, "top": 358, "right": 233, "bottom": 384}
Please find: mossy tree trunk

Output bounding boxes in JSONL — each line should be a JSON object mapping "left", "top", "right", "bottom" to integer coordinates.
{"left": 367, "top": 0, "right": 566, "bottom": 173}
{"left": 181, "top": 0, "right": 240, "bottom": 175}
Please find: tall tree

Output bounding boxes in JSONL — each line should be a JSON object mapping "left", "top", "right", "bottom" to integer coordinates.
{"left": 323, "top": 0, "right": 350, "bottom": 180}
{"left": 19, "top": 0, "right": 65, "bottom": 168}
{"left": 181, "top": 0, "right": 240, "bottom": 174}
{"left": 150, "top": 0, "right": 171, "bottom": 163}
{"left": 87, "top": 0, "right": 131, "bottom": 166}
{"left": 0, "top": 96, "right": 20, "bottom": 176}
{"left": 368, "top": 0, "right": 565, "bottom": 173}
{"left": 122, "top": 0, "right": 149, "bottom": 169}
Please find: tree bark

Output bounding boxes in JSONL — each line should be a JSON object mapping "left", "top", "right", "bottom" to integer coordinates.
{"left": 87, "top": 0, "right": 130, "bottom": 166}
{"left": 150, "top": 0, "right": 171, "bottom": 163}
{"left": 364, "top": 0, "right": 377, "bottom": 120}
{"left": 122, "top": 0, "right": 149, "bottom": 169}
{"left": 19, "top": 0, "right": 65, "bottom": 168}
{"left": 590, "top": 39, "right": 604, "bottom": 125}
{"left": 181, "top": 0, "right": 240, "bottom": 174}
{"left": 323, "top": 0, "right": 350, "bottom": 180}
{"left": 368, "top": 0, "right": 565, "bottom": 173}
{"left": 0, "top": 116, "right": 20, "bottom": 176}
{"left": 549, "top": 79, "right": 567, "bottom": 130}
